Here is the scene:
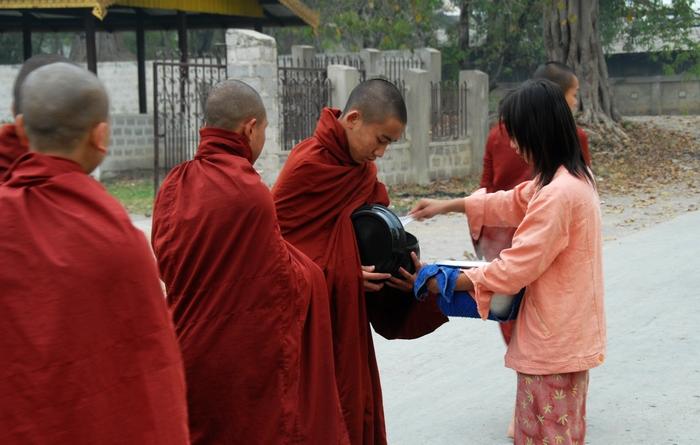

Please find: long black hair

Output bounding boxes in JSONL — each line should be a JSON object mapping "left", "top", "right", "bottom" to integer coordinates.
{"left": 499, "top": 79, "right": 593, "bottom": 188}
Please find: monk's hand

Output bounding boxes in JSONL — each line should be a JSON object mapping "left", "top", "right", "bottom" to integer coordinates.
{"left": 386, "top": 252, "right": 423, "bottom": 293}
{"left": 362, "top": 265, "right": 391, "bottom": 292}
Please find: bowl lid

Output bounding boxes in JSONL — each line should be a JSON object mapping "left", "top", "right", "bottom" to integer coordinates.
{"left": 351, "top": 204, "right": 407, "bottom": 274}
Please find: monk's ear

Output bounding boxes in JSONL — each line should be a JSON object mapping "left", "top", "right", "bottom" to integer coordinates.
{"left": 90, "top": 122, "right": 110, "bottom": 155}
{"left": 13, "top": 114, "right": 30, "bottom": 147}
{"left": 343, "top": 110, "right": 361, "bottom": 129}
{"left": 241, "top": 118, "right": 257, "bottom": 139}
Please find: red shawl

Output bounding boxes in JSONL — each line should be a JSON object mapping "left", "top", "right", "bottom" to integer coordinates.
{"left": 0, "top": 152, "right": 189, "bottom": 444}
{"left": 272, "top": 108, "right": 448, "bottom": 445}
{"left": 0, "top": 123, "right": 28, "bottom": 181}
{"left": 152, "top": 127, "right": 349, "bottom": 445}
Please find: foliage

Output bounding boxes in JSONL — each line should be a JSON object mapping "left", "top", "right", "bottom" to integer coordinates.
{"left": 443, "top": 0, "right": 546, "bottom": 84}
{"left": 599, "top": 0, "right": 700, "bottom": 76}
{"left": 266, "top": 0, "right": 444, "bottom": 53}
{"left": 0, "top": 29, "right": 225, "bottom": 64}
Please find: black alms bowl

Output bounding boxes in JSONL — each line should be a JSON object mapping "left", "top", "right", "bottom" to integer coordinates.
{"left": 351, "top": 204, "right": 420, "bottom": 277}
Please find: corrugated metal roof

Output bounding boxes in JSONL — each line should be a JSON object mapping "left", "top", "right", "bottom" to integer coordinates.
{"left": 0, "top": 0, "right": 318, "bottom": 27}
{"left": 0, "top": 1, "right": 111, "bottom": 18}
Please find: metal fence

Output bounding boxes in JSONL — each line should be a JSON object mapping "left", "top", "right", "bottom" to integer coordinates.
{"left": 278, "top": 54, "right": 366, "bottom": 79}
{"left": 430, "top": 80, "right": 468, "bottom": 141}
{"left": 278, "top": 54, "right": 370, "bottom": 151}
{"left": 153, "top": 52, "right": 227, "bottom": 191}
{"left": 277, "top": 52, "right": 422, "bottom": 150}
{"left": 278, "top": 63, "right": 332, "bottom": 151}
{"left": 382, "top": 56, "right": 424, "bottom": 83}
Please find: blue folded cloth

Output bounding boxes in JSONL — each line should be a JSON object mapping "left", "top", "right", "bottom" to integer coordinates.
{"left": 414, "top": 264, "right": 523, "bottom": 321}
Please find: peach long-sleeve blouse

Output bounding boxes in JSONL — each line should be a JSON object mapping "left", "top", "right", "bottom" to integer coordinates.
{"left": 463, "top": 166, "right": 606, "bottom": 375}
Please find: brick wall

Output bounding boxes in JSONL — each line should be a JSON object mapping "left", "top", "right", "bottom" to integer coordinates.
{"left": 103, "top": 113, "right": 154, "bottom": 173}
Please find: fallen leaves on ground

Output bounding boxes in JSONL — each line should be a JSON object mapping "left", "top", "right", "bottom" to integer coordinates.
{"left": 590, "top": 119, "right": 700, "bottom": 196}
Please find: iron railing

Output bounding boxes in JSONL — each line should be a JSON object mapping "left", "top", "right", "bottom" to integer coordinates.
{"left": 278, "top": 65, "right": 332, "bottom": 151}
{"left": 153, "top": 52, "right": 227, "bottom": 191}
{"left": 430, "top": 80, "right": 468, "bottom": 141}
{"left": 382, "top": 56, "right": 424, "bottom": 83}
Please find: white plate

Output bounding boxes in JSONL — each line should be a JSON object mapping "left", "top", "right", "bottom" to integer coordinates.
{"left": 434, "top": 260, "right": 488, "bottom": 269}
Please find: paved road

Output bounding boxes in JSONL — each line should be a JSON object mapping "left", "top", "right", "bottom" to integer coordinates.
{"left": 374, "top": 210, "right": 700, "bottom": 444}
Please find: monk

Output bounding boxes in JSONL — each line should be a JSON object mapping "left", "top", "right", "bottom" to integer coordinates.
{"left": 151, "top": 79, "right": 349, "bottom": 445}
{"left": 1, "top": 54, "right": 71, "bottom": 179}
{"left": 0, "top": 63, "right": 189, "bottom": 443}
{"left": 272, "top": 79, "right": 448, "bottom": 445}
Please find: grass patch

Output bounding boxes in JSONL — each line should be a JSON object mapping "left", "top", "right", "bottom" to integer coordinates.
{"left": 104, "top": 177, "right": 154, "bottom": 216}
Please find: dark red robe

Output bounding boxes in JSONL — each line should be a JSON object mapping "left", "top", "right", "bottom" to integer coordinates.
{"left": 0, "top": 152, "right": 189, "bottom": 444}
{"left": 0, "top": 123, "right": 27, "bottom": 180}
{"left": 272, "top": 108, "right": 448, "bottom": 445}
{"left": 478, "top": 123, "right": 592, "bottom": 343}
{"left": 152, "top": 128, "right": 349, "bottom": 445}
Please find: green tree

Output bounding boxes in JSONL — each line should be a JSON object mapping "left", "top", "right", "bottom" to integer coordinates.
{"left": 449, "top": 0, "right": 545, "bottom": 85}
{"left": 266, "top": 0, "right": 445, "bottom": 53}
{"left": 599, "top": 0, "right": 700, "bottom": 76}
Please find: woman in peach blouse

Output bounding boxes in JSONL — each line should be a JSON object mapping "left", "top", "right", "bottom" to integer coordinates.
{"left": 411, "top": 79, "right": 606, "bottom": 444}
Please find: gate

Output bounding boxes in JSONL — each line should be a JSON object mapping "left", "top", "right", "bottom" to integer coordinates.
{"left": 278, "top": 63, "right": 332, "bottom": 152}
{"left": 153, "top": 54, "right": 227, "bottom": 191}
{"left": 277, "top": 55, "right": 368, "bottom": 151}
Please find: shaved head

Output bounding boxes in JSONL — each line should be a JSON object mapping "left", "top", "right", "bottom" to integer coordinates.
{"left": 21, "top": 63, "right": 109, "bottom": 153}
{"left": 533, "top": 61, "right": 577, "bottom": 93}
{"left": 204, "top": 79, "right": 266, "bottom": 130}
{"left": 343, "top": 78, "right": 407, "bottom": 125}
{"left": 13, "top": 53, "right": 72, "bottom": 116}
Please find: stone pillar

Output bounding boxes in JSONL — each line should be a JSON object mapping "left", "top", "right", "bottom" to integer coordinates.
{"left": 460, "top": 70, "right": 489, "bottom": 176}
{"left": 226, "top": 29, "right": 281, "bottom": 184}
{"left": 417, "top": 47, "right": 442, "bottom": 84}
{"left": 651, "top": 75, "right": 662, "bottom": 115}
{"left": 405, "top": 68, "right": 431, "bottom": 185}
{"left": 291, "top": 44, "right": 315, "bottom": 67}
{"left": 327, "top": 64, "right": 361, "bottom": 110}
{"left": 360, "top": 48, "right": 382, "bottom": 78}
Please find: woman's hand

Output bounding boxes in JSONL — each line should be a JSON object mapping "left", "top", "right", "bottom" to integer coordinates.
{"left": 426, "top": 277, "right": 440, "bottom": 294}
{"left": 386, "top": 252, "right": 422, "bottom": 293}
{"left": 410, "top": 198, "right": 465, "bottom": 221}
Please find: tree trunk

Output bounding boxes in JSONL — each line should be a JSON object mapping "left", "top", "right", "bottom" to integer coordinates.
{"left": 543, "top": 0, "right": 624, "bottom": 133}
{"left": 458, "top": 0, "right": 470, "bottom": 69}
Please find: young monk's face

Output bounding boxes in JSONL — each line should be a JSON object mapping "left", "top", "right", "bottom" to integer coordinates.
{"left": 565, "top": 76, "right": 579, "bottom": 111}
{"left": 344, "top": 112, "right": 405, "bottom": 164}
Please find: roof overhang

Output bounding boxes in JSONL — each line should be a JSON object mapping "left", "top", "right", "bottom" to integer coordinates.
{"left": 0, "top": 0, "right": 318, "bottom": 31}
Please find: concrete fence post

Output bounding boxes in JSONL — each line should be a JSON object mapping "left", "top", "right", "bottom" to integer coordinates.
{"left": 460, "top": 69, "right": 489, "bottom": 176}
{"left": 417, "top": 47, "right": 442, "bottom": 83}
{"left": 327, "top": 64, "right": 360, "bottom": 110}
{"left": 651, "top": 75, "right": 662, "bottom": 115}
{"left": 226, "top": 29, "right": 280, "bottom": 183}
{"left": 291, "top": 44, "right": 315, "bottom": 67}
{"left": 360, "top": 48, "right": 382, "bottom": 78}
{"left": 405, "top": 68, "right": 431, "bottom": 185}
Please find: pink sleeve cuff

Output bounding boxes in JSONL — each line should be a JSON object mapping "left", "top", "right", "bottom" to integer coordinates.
{"left": 464, "top": 188, "right": 487, "bottom": 240}
{"left": 463, "top": 268, "right": 493, "bottom": 320}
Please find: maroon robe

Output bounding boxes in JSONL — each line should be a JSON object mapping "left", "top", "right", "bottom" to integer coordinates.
{"left": 272, "top": 108, "right": 448, "bottom": 445}
{"left": 0, "top": 123, "right": 27, "bottom": 180}
{"left": 0, "top": 152, "right": 189, "bottom": 444}
{"left": 152, "top": 128, "right": 349, "bottom": 445}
